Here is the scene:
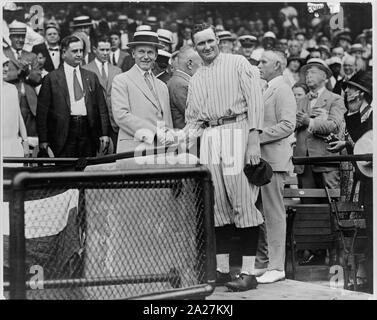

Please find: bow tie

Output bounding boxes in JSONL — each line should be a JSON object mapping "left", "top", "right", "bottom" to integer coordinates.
{"left": 49, "top": 48, "right": 59, "bottom": 52}
{"left": 308, "top": 91, "right": 319, "bottom": 100}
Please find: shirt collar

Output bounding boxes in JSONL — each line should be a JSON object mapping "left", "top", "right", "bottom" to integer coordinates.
{"left": 135, "top": 63, "right": 152, "bottom": 77}
{"left": 176, "top": 69, "right": 191, "bottom": 78}
{"left": 95, "top": 58, "right": 107, "bottom": 66}
{"left": 309, "top": 86, "right": 326, "bottom": 99}
{"left": 203, "top": 52, "right": 222, "bottom": 68}
{"left": 267, "top": 75, "right": 283, "bottom": 88}
{"left": 64, "top": 61, "right": 80, "bottom": 72}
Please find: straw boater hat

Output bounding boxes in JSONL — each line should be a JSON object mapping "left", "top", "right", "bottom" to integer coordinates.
{"left": 8, "top": 21, "right": 27, "bottom": 36}
{"left": 300, "top": 58, "right": 333, "bottom": 78}
{"left": 157, "top": 29, "right": 173, "bottom": 44}
{"left": 263, "top": 31, "right": 276, "bottom": 39}
{"left": 238, "top": 35, "right": 257, "bottom": 47}
{"left": 136, "top": 25, "right": 152, "bottom": 32}
{"left": 127, "top": 31, "right": 164, "bottom": 49}
{"left": 354, "top": 130, "right": 373, "bottom": 178}
{"left": 72, "top": 16, "right": 93, "bottom": 28}
{"left": 217, "top": 31, "right": 235, "bottom": 41}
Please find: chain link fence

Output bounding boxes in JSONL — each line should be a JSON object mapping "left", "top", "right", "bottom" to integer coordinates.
{"left": 3, "top": 165, "right": 216, "bottom": 299}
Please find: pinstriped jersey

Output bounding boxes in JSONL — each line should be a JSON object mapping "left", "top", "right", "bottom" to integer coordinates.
{"left": 185, "top": 53, "right": 264, "bottom": 134}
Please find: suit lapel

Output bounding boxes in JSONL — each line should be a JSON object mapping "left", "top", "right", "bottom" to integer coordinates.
{"left": 310, "top": 89, "right": 330, "bottom": 115}
{"left": 90, "top": 61, "right": 107, "bottom": 90}
{"left": 57, "top": 66, "right": 71, "bottom": 109}
{"left": 127, "top": 65, "right": 160, "bottom": 109}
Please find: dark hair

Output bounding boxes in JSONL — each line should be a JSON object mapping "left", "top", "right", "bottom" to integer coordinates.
{"left": 191, "top": 23, "right": 216, "bottom": 44}
{"left": 292, "top": 82, "right": 309, "bottom": 94}
{"left": 109, "top": 28, "right": 121, "bottom": 38}
{"left": 92, "top": 34, "right": 110, "bottom": 48}
{"left": 33, "top": 46, "right": 48, "bottom": 56}
{"left": 61, "top": 35, "right": 82, "bottom": 51}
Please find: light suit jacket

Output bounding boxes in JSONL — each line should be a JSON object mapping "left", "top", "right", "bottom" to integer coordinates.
{"left": 111, "top": 64, "right": 173, "bottom": 153}
{"left": 83, "top": 60, "right": 122, "bottom": 132}
{"left": 294, "top": 88, "right": 346, "bottom": 173}
{"left": 260, "top": 75, "right": 297, "bottom": 172}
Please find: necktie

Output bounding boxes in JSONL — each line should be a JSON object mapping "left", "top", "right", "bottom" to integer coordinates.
{"left": 144, "top": 72, "right": 162, "bottom": 112}
{"left": 308, "top": 91, "right": 319, "bottom": 100}
{"left": 101, "top": 62, "right": 107, "bottom": 82}
{"left": 73, "top": 69, "right": 84, "bottom": 101}
{"left": 16, "top": 50, "right": 22, "bottom": 60}
{"left": 112, "top": 52, "right": 116, "bottom": 65}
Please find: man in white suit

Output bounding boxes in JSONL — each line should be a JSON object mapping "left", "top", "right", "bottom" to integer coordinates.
{"left": 83, "top": 34, "right": 122, "bottom": 152}
{"left": 255, "top": 50, "right": 297, "bottom": 283}
{"left": 111, "top": 31, "right": 174, "bottom": 155}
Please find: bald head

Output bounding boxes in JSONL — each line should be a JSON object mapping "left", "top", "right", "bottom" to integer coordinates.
{"left": 343, "top": 55, "right": 357, "bottom": 77}
{"left": 177, "top": 45, "right": 203, "bottom": 76}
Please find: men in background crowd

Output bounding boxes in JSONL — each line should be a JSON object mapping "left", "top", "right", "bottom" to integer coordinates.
{"left": 109, "top": 29, "right": 130, "bottom": 71}
{"left": 116, "top": 14, "right": 133, "bottom": 49}
{"left": 83, "top": 34, "right": 122, "bottom": 152}
{"left": 218, "top": 31, "right": 235, "bottom": 54}
{"left": 167, "top": 45, "right": 202, "bottom": 129}
{"left": 176, "top": 26, "right": 193, "bottom": 49}
{"left": 333, "top": 55, "right": 357, "bottom": 96}
{"left": 4, "top": 21, "right": 41, "bottom": 137}
{"left": 37, "top": 35, "right": 110, "bottom": 157}
{"left": 72, "top": 15, "right": 94, "bottom": 65}
{"left": 331, "top": 46, "right": 345, "bottom": 60}
{"left": 287, "top": 38, "right": 309, "bottom": 59}
{"left": 295, "top": 31, "right": 309, "bottom": 57}
{"left": 157, "top": 29, "right": 174, "bottom": 53}
{"left": 326, "top": 56, "right": 343, "bottom": 91}
{"left": 32, "top": 22, "right": 62, "bottom": 72}
{"left": 238, "top": 35, "right": 259, "bottom": 65}
{"left": 350, "top": 43, "right": 367, "bottom": 72}
{"left": 276, "top": 38, "right": 289, "bottom": 55}
{"left": 111, "top": 31, "right": 174, "bottom": 154}
{"left": 184, "top": 24, "right": 264, "bottom": 292}
{"left": 255, "top": 50, "right": 296, "bottom": 283}
{"left": 251, "top": 31, "right": 276, "bottom": 61}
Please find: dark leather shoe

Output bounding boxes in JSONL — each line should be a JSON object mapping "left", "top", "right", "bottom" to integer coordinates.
{"left": 216, "top": 271, "right": 231, "bottom": 286}
{"left": 225, "top": 273, "right": 258, "bottom": 291}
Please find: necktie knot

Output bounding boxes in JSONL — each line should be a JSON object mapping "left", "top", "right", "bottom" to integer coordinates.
{"left": 308, "top": 91, "right": 319, "bottom": 100}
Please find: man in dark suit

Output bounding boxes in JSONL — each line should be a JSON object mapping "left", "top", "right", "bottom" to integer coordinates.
{"left": 167, "top": 45, "right": 202, "bottom": 129}
{"left": 37, "top": 35, "right": 110, "bottom": 158}
{"left": 109, "top": 29, "right": 130, "bottom": 70}
{"left": 4, "top": 21, "right": 41, "bottom": 137}
{"left": 83, "top": 34, "right": 122, "bottom": 152}
{"left": 32, "top": 22, "right": 62, "bottom": 72}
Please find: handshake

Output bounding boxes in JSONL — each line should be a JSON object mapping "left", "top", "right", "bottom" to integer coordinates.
{"left": 156, "top": 127, "right": 186, "bottom": 146}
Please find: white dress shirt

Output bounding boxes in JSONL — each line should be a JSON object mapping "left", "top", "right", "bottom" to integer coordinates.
{"left": 111, "top": 49, "right": 120, "bottom": 65}
{"left": 94, "top": 58, "right": 108, "bottom": 78}
{"left": 308, "top": 86, "right": 326, "bottom": 132}
{"left": 46, "top": 42, "right": 60, "bottom": 69}
{"left": 63, "top": 62, "right": 87, "bottom": 115}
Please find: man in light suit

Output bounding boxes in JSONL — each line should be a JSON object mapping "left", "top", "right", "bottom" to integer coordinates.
{"left": 111, "top": 31, "right": 174, "bottom": 155}
{"left": 255, "top": 50, "right": 297, "bottom": 283}
{"left": 83, "top": 34, "right": 122, "bottom": 152}
{"left": 167, "top": 45, "right": 202, "bottom": 129}
{"left": 4, "top": 21, "right": 41, "bottom": 137}
{"left": 294, "top": 58, "right": 346, "bottom": 190}
{"left": 37, "top": 35, "right": 110, "bottom": 158}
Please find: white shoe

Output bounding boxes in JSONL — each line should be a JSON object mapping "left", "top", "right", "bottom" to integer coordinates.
{"left": 254, "top": 268, "right": 267, "bottom": 277}
{"left": 256, "top": 270, "right": 285, "bottom": 284}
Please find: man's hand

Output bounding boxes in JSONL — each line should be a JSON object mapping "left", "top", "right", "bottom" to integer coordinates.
{"left": 39, "top": 142, "right": 49, "bottom": 150}
{"left": 17, "top": 60, "right": 31, "bottom": 76}
{"left": 245, "top": 130, "right": 261, "bottom": 165}
{"left": 157, "top": 127, "right": 175, "bottom": 145}
{"left": 327, "top": 140, "right": 347, "bottom": 153}
{"left": 99, "top": 136, "right": 110, "bottom": 154}
{"left": 22, "top": 140, "right": 30, "bottom": 157}
{"left": 296, "top": 111, "right": 310, "bottom": 127}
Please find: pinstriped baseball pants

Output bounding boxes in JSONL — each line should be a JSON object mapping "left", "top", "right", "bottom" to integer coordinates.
{"left": 199, "top": 119, "right": 264, "bottom": 228}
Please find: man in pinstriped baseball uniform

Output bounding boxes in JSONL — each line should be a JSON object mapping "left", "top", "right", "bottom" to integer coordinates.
{"left": 182, "top": 23, "right": 264, "bottom": 291}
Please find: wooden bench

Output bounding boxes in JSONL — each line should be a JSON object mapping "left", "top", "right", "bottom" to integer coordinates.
{"left": 283, "top": 176, "right": 341, "bottom": 279}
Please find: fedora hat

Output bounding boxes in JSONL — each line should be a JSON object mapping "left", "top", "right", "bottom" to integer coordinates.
{"left": 350, "top": 43, "right": 364, "bottom": 54}
{"left": 127, "top": 31, "right": 164, "bottom": 49}
{"left": 8, "top": 21, "right": 27, "bottom": 36}
{"left": 218, "top": 31, "right": 235, "bottom": 41}
{"left": 354, "top": 130, "right": 373, "bottom": 178}
{"left": 263, "top": 31, "right": 276, "bottom": 39}
{"left": 300, "top": 58, "right": 332, "bottom": 78}
{"left": 72, "top": 16, "right": 93, "bottom": 28}
{"left": 342, "top": 70, "right": 372, "bottom": 96}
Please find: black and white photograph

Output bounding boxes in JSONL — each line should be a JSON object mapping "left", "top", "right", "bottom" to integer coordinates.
{"left": 1, "top": 0, "right": 375, "bottom": 304}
